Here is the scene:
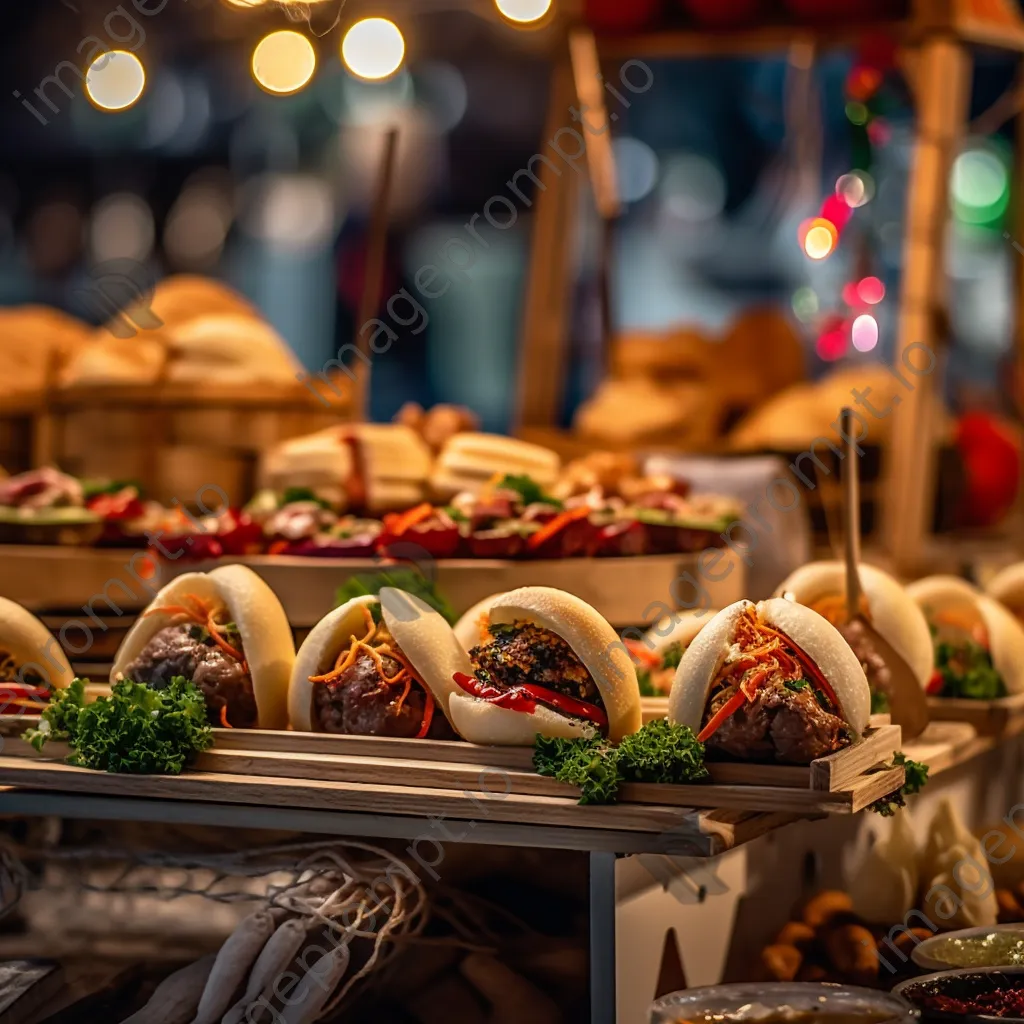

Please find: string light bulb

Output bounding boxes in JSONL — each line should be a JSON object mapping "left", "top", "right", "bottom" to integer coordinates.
{"left": 494, "top": 0, "right": 553, "bottom": 24}
{"left": 85, "top": 51, "right": 146, "bottom": 112}
{"left": 252, "top": 30, "right": 316, "bottom": 96}
{"left": 800, "top": 217, "right": 837, "bottom": 261}
{"left": 342, "top": 18, "right": 405, "bottom": 81}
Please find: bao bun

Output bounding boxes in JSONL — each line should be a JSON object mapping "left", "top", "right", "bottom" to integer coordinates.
{"left": 775, "top": 561, "right": 934, "bottom": 688}
{"left": 112, "top": 565, "right": 295, "bottom": 729}
{"left": 640, "top": 609, "right": 719, "bottom": 659}
{"left": 453, "top": 593, "right": 503, "bottom": 652}
{"left": 906, "top": 575, "right": 1024, "bottom": 695}
{"left": 668, "top": 599, "right": 871, "bottom": 738}
{"left": 0, "top": 597, "right": 74, "bottom": 690}
{"left": 289, "top": 593, "right": 460, "bottom": 733}
{"left": 986, "top": 563, "right": 1024, "bottom": 616}
{"left": 382, "top": 585, "right": 642, "bottom": 746}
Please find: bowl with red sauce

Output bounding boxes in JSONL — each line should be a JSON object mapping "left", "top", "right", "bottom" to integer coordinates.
{"left": 896, "top": 967, "right": 1024, "bottom": 1022}
{"left": 650, "top": 982, "right": 918, "bottom": 1024}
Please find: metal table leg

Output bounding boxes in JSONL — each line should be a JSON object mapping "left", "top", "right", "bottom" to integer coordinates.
{"left": 590, "top": 850, "right": 617, "bottom": 1024}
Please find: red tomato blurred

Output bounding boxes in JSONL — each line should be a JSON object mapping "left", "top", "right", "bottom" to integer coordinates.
{"left": 680, "top": 0, "right": 762, "bottom": 27}
{"left": 584, "top": 0, "right": 662, "bottom": 31}
{"left": 956, "top": 412, "right": 1022, "bottom": 528}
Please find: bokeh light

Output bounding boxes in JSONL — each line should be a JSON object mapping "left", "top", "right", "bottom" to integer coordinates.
{"left": 90, "top": 193, "right": 154, "bottom": 263}
{"left": 800, "top": 217, "right": 837, "bottom": 260}
{"left": 845, "top": 101, "right": 868, "bottom": 125}
{"left": 951, "top": 147, "right": 1010, "bottom": 226}
{"left": 659, "top": 153, "right": 726, "bottom": 223}
{"left": 816, "top": 328, "right": 846, "bottom": 361}
{"left": 613, "top": 137, "right": 659, "bottom": 204}
{"left": 85, "top": 51, "right": 146, "bottom": 112}
{"left": 791, "top": 286, "right": 818, "bottom": 322}
{"left": 252, "top": 31, "right": 316, "bottom": 96}
{"left": 494, "top": 0, "right": 553, "bottom": 24}
{"left": 342, "top": 18, "right": 406, "bottom": 82}
{"left": 851, "top": 313, "right": 879, "bottom": 352}
{"left": 857, "top": 276, "right": 885, "bottom": 305}
{"left": 835, "top": 170, "right": 874, "bottom": 209}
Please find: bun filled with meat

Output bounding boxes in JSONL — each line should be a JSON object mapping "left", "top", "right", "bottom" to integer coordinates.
{"left": 985, "top": 563, "right": 1024, "bottom": 625}
{"left": 383, "top": 586, "right": 642, "bottom": 745}
{"left": 906, "top": 575, "right": 1024, "bottom": 698}
{"left": 669, "top": 599, "right": 870, "bottom": 764}
{"left": 625, "top": 610, "right": 718, "bottom": 696}
{"left": 775, "top": 561, "right": 934, "bottom": 710}
{"left": 289, "top": 593, "right": 456, "bottom": 739}
{"left": 111, "top": 565, "right": 294, "bottom": 729}
{"left": 0, "top": 597, "right": 74, "bottom": 712}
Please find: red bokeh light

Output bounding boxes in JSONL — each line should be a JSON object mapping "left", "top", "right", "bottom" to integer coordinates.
{"left": 857, "top": 276, "right": 885, "bottom": 305}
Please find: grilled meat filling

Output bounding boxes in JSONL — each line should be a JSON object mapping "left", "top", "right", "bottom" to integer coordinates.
{"left": 123, "top": 624, "right": 258, "bottom": 729}
{"left": 706, "top": 678, "right": 849, "bottom": 763}
{"left": 469, "top": 622, "right": 603, "bottom": 709}
{"left": 700, "top": 609, "right": 850, "bottom": 764}
{"left": 0, "top": 651, "right": 44, "bottom": 685}
{"left": 309, "top": 609, "right": 450, "bottom": 738}
{"left": 838, "top": 619, "right": 893, "bottom": 712}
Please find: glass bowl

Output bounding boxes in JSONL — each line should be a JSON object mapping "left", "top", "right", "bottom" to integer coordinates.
{"left": 650, "top": 982, "right": 919, "bottom": 1024}
{"left": 895, "top": 966, "right": 1024, "bottom": 1023}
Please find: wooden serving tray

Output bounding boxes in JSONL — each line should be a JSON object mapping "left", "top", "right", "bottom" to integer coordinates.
{"left": 926, "top": 692, "right": 1024, "bottom": 737}
{"left": 0, "top": 714, "right": 903, "bottom": 814}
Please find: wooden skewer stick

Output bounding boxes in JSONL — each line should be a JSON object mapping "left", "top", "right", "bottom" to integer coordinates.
{"left": 353, "top": 126, "right": 399, "bottom": 422}
{"left": 842, "top": 406, "right": 862, "bottom": 620}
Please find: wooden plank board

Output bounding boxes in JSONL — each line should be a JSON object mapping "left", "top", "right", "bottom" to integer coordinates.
{"left": 926, "top": 693, "right": 1024, "bottom": 737}
{"left": 903, "top": 720, "right": 993, "bottom": 774}
{"left": 162, "top": 550, "right": 747, "bottom": 628}
{"left": 209, "top": 728, "right": 536, "bottom": 770}
{"left": 810, "top": 724, "right": 901, "bottom": 792}
{"left": 0, "top": 756, "right": 707, "bottom": 834}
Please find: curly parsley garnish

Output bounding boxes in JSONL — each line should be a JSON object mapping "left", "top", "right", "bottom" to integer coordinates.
{"left": 869, "top": 752, "right": 929, "bottom": 817}
{"left": 496, "top": 474, "right": 563, "bottom": 510}
{"left": 534, "top": 720, "right": 709, "bottom": 805}
{"left": 25, "top": 677, "right": 213, "bottom": 775}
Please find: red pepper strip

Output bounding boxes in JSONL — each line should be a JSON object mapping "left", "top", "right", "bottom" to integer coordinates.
{"left": 385, "top": 503, "right": 435, "bottom": 537}
{"left": 219, "top": 705, "right": 233, "bottom": 728}
{"left": 453, "top": 671, "right": 536, "bottom": 711}
{"left": 525, "top": 506, "right": 590, "bottom": 550}
{"left": 624, "top": 639, "right": 662, "bottom": 669}
{"left": 926, "top": 670, "right": 944, "bottom": 695}
{"left": 519, "top": 684, "right": 608, "bottom": 730}
{"left": 697, "top": 688, "right": 748, "bottom": 742}
{"left": 759, "top": 624, "right": 842, "bottom": 711}
{"left": 415, "top": 690, "right": 435, "bottom": 738}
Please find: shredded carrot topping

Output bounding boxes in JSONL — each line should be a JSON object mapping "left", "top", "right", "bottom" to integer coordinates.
{"left": 219, "top": 704, "right": 233, "bottom": 729}
{"left": 307, "top": 602, "right": 435, "bottom": 735}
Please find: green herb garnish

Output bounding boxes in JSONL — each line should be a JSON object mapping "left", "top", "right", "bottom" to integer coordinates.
{"left": 661, "top": 643, "right": 685, "bottom": 671}
{"left": 785, "top": 678, "right": 810, "bottom": 693}
{"left": 869, "top": 752, "right": 929, "bottom": 816}
{"left": 534, "top": 721, "right": 708, "bottom": 805}
{"left": 25, "top": 677, "right": 213, "bottom": 775}
{"left": 637, "top": 668, "right": 659, "bottom": 697}
{"left": 496, "top": 474, "right": 563, "bottom": 510}
{"left": 442, "top": 505, "right": 468, "bottom": 523}
{"left": 871, "top": 689, "right": 891, "bottom": 714}
{"left": 335, "top": 569, "right": 457, "bottom": 625}
{"left": 282, "top": 487, "right": 332, "bottom": 509}
{"left": 933, "top": 641, "right": 1006, "bottom": 700}
{"left": 81, "top": 478, "right": 143, "bottom": 500}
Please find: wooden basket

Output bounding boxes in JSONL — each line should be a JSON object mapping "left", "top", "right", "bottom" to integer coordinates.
{"left": 32, "top": 379, "right": 353, "bottom": 506}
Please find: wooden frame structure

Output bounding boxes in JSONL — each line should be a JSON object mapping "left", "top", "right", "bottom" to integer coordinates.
{"left": 514, "top": 0, "right": 1024, "bottom": 576}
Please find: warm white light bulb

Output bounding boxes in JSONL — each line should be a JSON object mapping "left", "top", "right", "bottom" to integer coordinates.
{"left": 252, "top": 31, "right": 317, "bottom": 96}
{"left": 342, "top": 18, "right": 406, "bottom": 82}
{"left": 494, "top": 0, "right": 553, "bottom": 24}
{"left": 85, "top": 50, "right": 146, "bottom": 112}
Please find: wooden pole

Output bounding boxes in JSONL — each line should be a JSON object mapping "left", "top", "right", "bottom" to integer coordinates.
{"left": 514, "top": 56, "right": 580, "bottom": 432}
{"left": 353, "top": 126, "right": 399, "bottom": 423}
{"left": 569, "top": 27, "right": 622, "bottom": 378}
{"left": 885, "top": 36, "right": 971, "bottom": 574}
